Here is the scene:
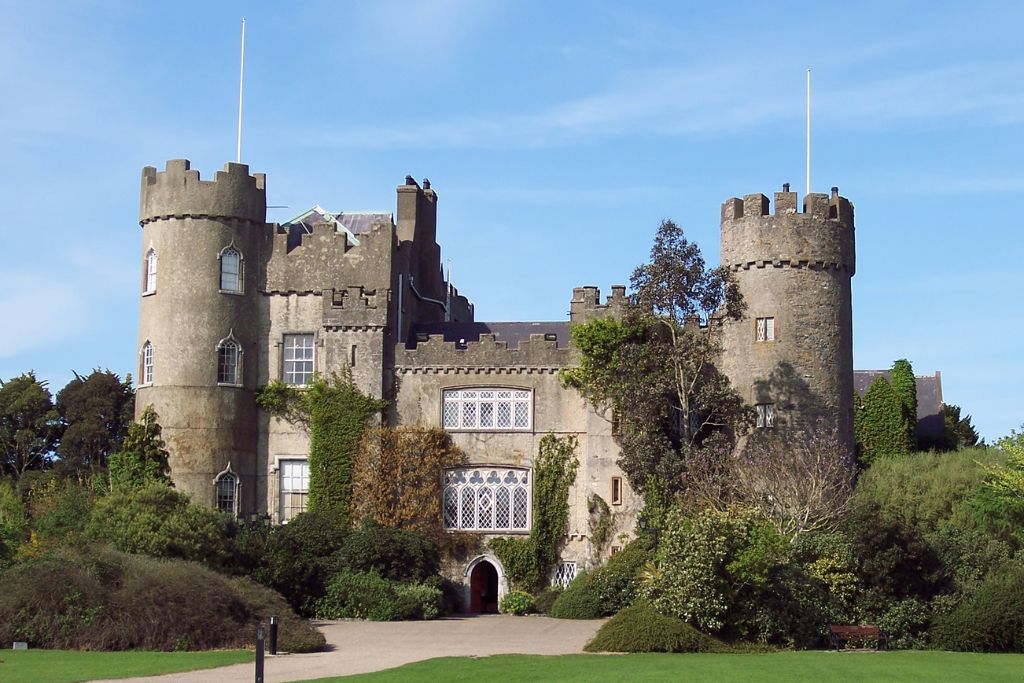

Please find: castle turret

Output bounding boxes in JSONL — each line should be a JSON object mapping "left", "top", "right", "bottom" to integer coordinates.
{"left": 719, "top": 186, "right": 855, "bottom": 450}
{"left": 137, "top": 159, "right": 267, "bottom": 513}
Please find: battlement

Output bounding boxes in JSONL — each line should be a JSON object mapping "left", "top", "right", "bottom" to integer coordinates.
{"left": 720, "top": 185, "right": 856, "bottom": 276}
{"left": 140, "top": 159, "right": 266, "bottom": 226}
{"left": 395, "top": 332, "right": 573, "bottom": 370}
{"left": 569, "top": 285, "right": 629, "bottom": 324}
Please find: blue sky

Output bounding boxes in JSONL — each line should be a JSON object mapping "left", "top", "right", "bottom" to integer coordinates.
{"left": 1, "top": 1, "right": 1021, "bottom": 441}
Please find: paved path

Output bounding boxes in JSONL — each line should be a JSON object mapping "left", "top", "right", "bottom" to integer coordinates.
{"left": 92, "top": 615, "right": 605, "bottom": 683}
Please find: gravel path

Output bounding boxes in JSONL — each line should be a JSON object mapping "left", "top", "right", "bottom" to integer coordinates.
{"left": 91, "top": 615, "right": 605, "bottom": 683}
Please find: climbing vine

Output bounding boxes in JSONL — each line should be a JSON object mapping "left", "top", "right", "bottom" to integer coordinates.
{"left": 256, "top": 370, "right": 385, "bottom": 524}
{"left": 490, "top": 433, "right": 578, "bottom": 592}
{"left": 588, "top": 494, "right": 614, "bottom": 554}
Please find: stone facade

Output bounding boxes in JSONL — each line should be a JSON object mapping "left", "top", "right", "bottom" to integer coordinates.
{"left": 135, "top": 160, "right": 855, "bottom": 606}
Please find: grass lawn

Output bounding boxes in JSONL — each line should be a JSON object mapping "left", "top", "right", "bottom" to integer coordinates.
{"left": 300, "top": 651, "right": 1024, "bottom": 683}
{"left": 0, "top": 648, "right": 252, "bottom": 683}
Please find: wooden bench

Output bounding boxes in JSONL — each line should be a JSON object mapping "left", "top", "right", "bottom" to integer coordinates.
{"left": 830, "top": 624, "right": 887, "bottom": 651}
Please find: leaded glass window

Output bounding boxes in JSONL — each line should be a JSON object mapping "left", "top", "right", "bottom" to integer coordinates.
{"left": 756, "top": 403, "right": 776, "bottom": 429}
{"left": 442, "top": 388, "right": 532, "bottom": 431}
{"left": 442, "top": 467, "right": 530, "bottom": 532}
{"left": 283, "top": 334, "right": 314, "bottom": 385}
{"left": 756, "top": 316, "right": 775, "bottom": 342}
{"left": 552, "top": 561, "right": 578, "bottom": 588}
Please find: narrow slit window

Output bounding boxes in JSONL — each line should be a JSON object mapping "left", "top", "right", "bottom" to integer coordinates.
{"left": 141, "top": 342, "right": 154, "bottom": 384}
{"left": 144, "top": 249, "right": 157, "bottom": 294}
{"left": 611, "top": 476, "right": 623, "bottom": 505}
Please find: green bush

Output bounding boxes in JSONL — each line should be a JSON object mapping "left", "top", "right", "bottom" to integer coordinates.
{"left": 878, "top": 598, "right": 930, "bottom": 650}
{"left": 331, "top": 519, "right": 439, "bottom": 583}
{"left": 315, "top": 569, "right": 442, "bottom": 621}
{"left": 0, "top": 546, "right": 323, "bottom": 651}
{"left": 533, "top": 586, "right": 562, "bottom": 614}
{"left": 931, "top": 562, "right": 1024, "bottom": 652}
{"left": 499, "top": 590, "right": 534, "bottom": 615}
{"left": 84, "top": 483, "right": 230, "bottom": 568}
{"left": 589, "top": 540, "right": 652, "bottom": 614}
{"left": 550, "top": 572, "right": 603, "bottom": 619}
{"left": 585, "top": 604, "right": 722, "bottom": 653}
{"left": 394, "top": 582, "right": 443, "bottom": 620}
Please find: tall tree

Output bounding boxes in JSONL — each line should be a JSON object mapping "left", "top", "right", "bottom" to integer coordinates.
{"left": 943, "top": 404, "right": 982, "bottom": 449}
{"left": 107, "top": 406, "right": 171, "bottom": 492}
{"left": 0, "top": 372, "right": 62, "bottom": 479}
{"left": 56, "top": 369, "right": 135, "bottom": 474}
{"left": 562, "top": 219, "right": 747, "bottom": 494}
{"left": 890, "top": 359, "right": 918, "bottom": 450}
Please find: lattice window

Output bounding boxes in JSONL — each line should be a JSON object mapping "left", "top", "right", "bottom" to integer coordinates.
{"left": 756, "top": 317, "right": 775, "bottom": 342}
{"left": 552, "top": 561, "right": 578, "bottom": 588}
{"left": 442, "top": 388, "right": 532, "bottom": 431}
{"left": 283, "top": 334, "right": 314, "bottom": 385}
{"left": 442, "top": 467, "right": 530, "bottom": 532}
{"left": 756, "top": 403, "right": 776, "bottom": 429}
{"left": 279, "top": 459, "right": 309, "bottom": 522}
{"left": 220, "top": 247, "right": 242, "bottom": 292}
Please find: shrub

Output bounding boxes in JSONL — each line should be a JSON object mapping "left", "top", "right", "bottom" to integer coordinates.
{"left": 931, "top": 562, "right": 1024, "bottom": 652}
{"left": 330, "top": 519, "right": 439, "bottom": 583}
{"left": 878, "top": 598, "right": 930, "bottom": 650}
{"left": 550, "top": 572, "right": 603, "bottom": 619}
{"left": 589, "top": 540, "right": 652, "bottom": 614}
{"left": 585, "top": 604, "right": 722, "bottom": 653}
{"left": 316, "top": 570, "right": 397, "bottom": 621}
{"left": 0, "top": 546, "right": 323, "bottom": 651}
{"left": 499, "top": 590, "right": 534, "bottom": 615}
{"left": 533, "top": 586, "right": 562, "bottom": 614}
{"left": 394, "top": 582, "right": 443, "bottom": 620}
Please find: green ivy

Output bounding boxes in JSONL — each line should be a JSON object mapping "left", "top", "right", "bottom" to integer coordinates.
{"left": 491, "top": 434, "right": 578, "bottom": 592}
{"left": 256, "top": 370, "right": 386, "bottom": 525}
{"left": 854, "top": 376, "right": 910, "bottom": 465}
{"left": 588, "top": 494, "right": 613, "bottom": 554}
{"left": 891, "top": 359, "right": 918, "bottom": 450}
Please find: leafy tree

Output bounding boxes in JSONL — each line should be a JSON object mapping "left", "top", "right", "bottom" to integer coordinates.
{"left": 56, "top": 369, "right": 135, "bottom": 474}
{"left": 981, "top": 425, "right": 1024, "bottom": 505}
{"left": 854, "top": 376, "right": 910, "bottom": 464}
{"left": 891, "top": 359, "right": 918, "bottom": 450}
{"left": 944, "top": 404, "right": 983, "bottom": 449}
{"left": 0, "top": 372, "right": 62, "bottom": 478}
{"left": 107, "top": 406, "right": 171, "bottom": 492}
{"left": 562, "top": 219, "right": 746, "bottom": 494}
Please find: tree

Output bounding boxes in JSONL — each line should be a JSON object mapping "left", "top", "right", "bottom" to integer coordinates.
{"left": 56, "top": 369, "right": 135, "bottom": 474}
{"left": 891, "top": 359, "right": 918, "bottom": 450}
{"left": 562, "top": 220, "right": 746, "bottom": 494}
{"left": 944, "top": 404, "right": 983, "bottom": 449}
{"left": 107, "top": 406, "right": 171, "bottom": 492}
{"left": 981, "top": 426, "right": 1024, "bottom": 505}
{"left": 0, "top": 372, "right": 62, "bottom": 478}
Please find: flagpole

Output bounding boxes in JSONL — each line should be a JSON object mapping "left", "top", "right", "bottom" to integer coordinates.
{"left": 806, "top": 68, "right": 811, "bottom": 197}
{"left": 236, "top": 18, "right": 246, "bottom": 163}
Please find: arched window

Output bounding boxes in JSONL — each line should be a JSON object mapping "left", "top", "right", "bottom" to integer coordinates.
{"left": 144, "top": 249, "right": 158, "bottom": 294}
{"left": 141, "top": 341, "right": 154, "bottom": 385}
{"left": 217, "top": 336, "right": 242, "bottom": 385}
{"left": 219, "top": 246, "right": 242, "bottom": 292}
{"left": 213, "top": 466, "right": 239, "bottom": 515}
{"left": 443, "top": 467, "right": 530, "bottom": 532}
{"left": 442, "top": 388, "right": 532, "bottom": 430}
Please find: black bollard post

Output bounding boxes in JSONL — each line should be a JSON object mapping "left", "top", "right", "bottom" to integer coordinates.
{"left": 255, "top": 625, "right": 265, "bottom": 683}
{"left": 269, "top": 616, "right": 278, "bottom": 656}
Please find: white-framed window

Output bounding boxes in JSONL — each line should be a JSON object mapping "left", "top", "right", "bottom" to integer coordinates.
{"left": 756, "top": 403, "right": 776, "bottom": 429}
{"left": 279, "top": 458, "right": 309, "bottom": 523}
{"left": 552, "top": 561, "right": 578, "bottom": 588}
{"left": 442, "top": 388, "right": 532, "bottom": 430}
{"left": 443, "top": 467, "right": 530, "bottom": 532}
{"left": 144, "top": 249, "right": 158, "bottom": 294}
{"left": 141, "top": 341, "right": 154, "bottom": 385}
{"left": 283, "top": 334, "right": 314, "bottom": 385}
{"left": 214, "top": 467, "right": 239, "bottom": 515}
{"left": 219, "top": 246, "right": 242, "bottom": 292}
{"left": 756, "top": 316, "right": 775, "bottom": 342}
{"left": 217, "top": 337, "right": 241, "bottom": 385}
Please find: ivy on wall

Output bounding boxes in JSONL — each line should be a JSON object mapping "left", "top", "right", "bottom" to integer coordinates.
{"left": 891, "top": 359, "right": 918, "bottom": 450}
{"left": 853, "top": 376, "right": 910, "bottom": 465}
{"left": 490, "top": 433, "right": 578, "bottom": 592}
{"left": 588, "top": 494, "right": 614, "bottom": 555}
{"left": 256, "top": 370, "right": 386, "bottom": 525}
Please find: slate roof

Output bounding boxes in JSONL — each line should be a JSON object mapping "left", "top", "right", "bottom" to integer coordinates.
{"left": 280, "top": 206, "right": 393, "bottom": 250}
{"left": 854, "top": 370, "right": 944, "bottom": 438}
{"left": 408, "top": 321, "right": 571, "bottom": 349}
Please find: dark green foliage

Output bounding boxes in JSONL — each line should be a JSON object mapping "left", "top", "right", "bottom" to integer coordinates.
{"left": 252, "top": 509, "right": 350, "bottom": 615}
{"left": 585, "top": 604, "right": 722, "bottom": 653}
{"left": 498, "top": 590, "right": 534, "bottom": 615}
{"left": 891, "top": 359, "right": 918, "bottom": 450}
{"left": 532, "top": 586, "right": 562, "bottom": 614}
{"left": 257, "top": 372, "right": 386, "bottom": 525}
{"left": 29, "top": 476, "right": 98, "bottom": 545}
{"left": 84, "top": 483, "right": 231, "bottom": 569}
{"left": 107, "top": 406, "right": 170, "bottom": 492}
{"left": 0, "top": 372, "right": 62, "bottom": 478}
{"left": 0, "top": 546, "right": 324, "bottom": 651}
{"left": 330, "top": 518, "right": 439, "bottom": 583}
{"left": 549, "top": 571, "right": 603, "bottom": 619}
{"left": 878, "top": 598, "right": 931, "bottom": 650}
{"left": 55, "top": 370, "right": 134, "bottom": 475}
{"left": 943, "top": 405, "right": 982, "bottom": 449}
{"left": 0, "top": 478, "right": 26, "bottom": 567}
{"left": 855, "top": 376, "right": 911, "bottom": 464}
{"left": 931, "top": 562, "right": 1024, "bottom": 652}
{"left": 315, "top": 569, "right": 442, "bottom": 621}
{"left": 490, "top": 434, "right": 578, "bottom": 592}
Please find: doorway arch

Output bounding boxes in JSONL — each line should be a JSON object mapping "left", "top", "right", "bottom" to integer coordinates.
{"left": 464, "top": 555, "right": 506, "bottom": 614}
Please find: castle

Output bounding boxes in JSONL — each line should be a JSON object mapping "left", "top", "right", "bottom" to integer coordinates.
{"left": 135, "top": 160, "right": 855, "bottom": 611}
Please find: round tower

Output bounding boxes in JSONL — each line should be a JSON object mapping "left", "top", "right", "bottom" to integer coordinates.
{"left": 137, "top": 159, "right": 266, "bottom": 513}
{"left": 718, "top": 186, "right": 856, "bottom": 450}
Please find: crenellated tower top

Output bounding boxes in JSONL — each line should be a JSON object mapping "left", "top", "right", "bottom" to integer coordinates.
{"left": 139, "top": 159, "right": 266, "bottom": 227}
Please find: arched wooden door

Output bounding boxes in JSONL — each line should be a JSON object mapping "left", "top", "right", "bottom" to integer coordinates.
{"left": 469, "top": 560, "right": 499, "bottom": 614}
